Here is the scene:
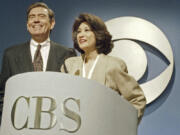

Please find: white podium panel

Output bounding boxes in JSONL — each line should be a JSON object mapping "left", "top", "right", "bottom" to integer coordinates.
{"left": 0, "top": 72, "right": 137, "bottom": 135}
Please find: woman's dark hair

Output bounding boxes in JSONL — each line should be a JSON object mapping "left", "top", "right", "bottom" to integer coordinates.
{"left": 72, "top": 13, "right": 113, "bottom": 54}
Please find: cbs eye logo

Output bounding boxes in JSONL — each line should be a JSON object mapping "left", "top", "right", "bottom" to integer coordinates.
{"left": 105, "top": 17, "right": 174, "bottom": 104}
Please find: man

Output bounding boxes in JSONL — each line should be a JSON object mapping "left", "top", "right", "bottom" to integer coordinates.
{"left": 0, "top": 2, "right": 76, "bottom": 120}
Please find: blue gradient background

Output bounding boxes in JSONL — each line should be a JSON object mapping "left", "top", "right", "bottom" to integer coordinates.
{"left": 0, "top": 0, "right": 179, "bottom": 134}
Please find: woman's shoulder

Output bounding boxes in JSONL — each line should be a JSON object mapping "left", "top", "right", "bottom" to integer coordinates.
{"left": 101, "top": 54, "right": 127, "bottom": 72}
{"left": 65, "top": 56, "right": 82, "bottom": 63}
{"left": 104, "top": 54, "right": 125, "bottom": 63}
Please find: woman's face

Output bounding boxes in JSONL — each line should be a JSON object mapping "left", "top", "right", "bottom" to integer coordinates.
{"left": 77, "top": 22, "right": 96, "bottom": 53}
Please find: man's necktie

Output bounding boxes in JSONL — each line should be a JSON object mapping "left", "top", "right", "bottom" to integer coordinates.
{"left": 33, "top": 44, "right": 43, "bottom": 71}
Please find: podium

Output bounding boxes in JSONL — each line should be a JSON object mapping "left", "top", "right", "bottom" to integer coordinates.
{"left": 0, "top": 72, "right": 138, "bottom": 135}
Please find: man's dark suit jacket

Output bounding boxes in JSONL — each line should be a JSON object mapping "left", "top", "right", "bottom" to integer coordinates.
{"left": 0, "top": 41, "right": 76, "bottom": 119}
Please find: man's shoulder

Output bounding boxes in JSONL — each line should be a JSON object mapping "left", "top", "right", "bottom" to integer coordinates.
{"left": 5, "top": 42, "right": 29, "bottom": 53}
{"left": 4, "top": 42, "right": 29, "bottom": 55}
{"left": 50, "top": 41, "right": 76, "bottom": 56}
{"left": 50, "top": 41, "right": 69, "bottom": 51}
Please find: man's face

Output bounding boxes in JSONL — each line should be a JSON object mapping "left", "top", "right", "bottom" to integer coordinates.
{"left": 27, "top": 7, "right": 55, "bottom": 39}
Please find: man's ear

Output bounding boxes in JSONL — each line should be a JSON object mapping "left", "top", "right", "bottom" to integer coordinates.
{"left": 50, "top": 19, "right": 55, "bottom": 30}
{"left": 27, "top": 23, "right": 29, "bottom": 31}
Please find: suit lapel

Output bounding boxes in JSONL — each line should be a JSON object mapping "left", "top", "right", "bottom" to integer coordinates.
{"left": 73, "top": 56, "right": 83, "bottom": 77}
{"left": 78, "top": 57, "right": 83, "bottom": 76}
{"left": 46, "top": 41, "right": 55, "bottom": 71}
{"left": 91, "top": 54, "right": 106, "bottom": 85}
{"left": 46, "top": 41, "right": 60, "bottom": 71}
{"left": 16, "top": 42, "right": 34, "bottom": 72}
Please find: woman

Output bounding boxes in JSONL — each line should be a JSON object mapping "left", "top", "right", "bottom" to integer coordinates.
{"left": 61, "top": 13, "right": 146, "bottom": 123}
